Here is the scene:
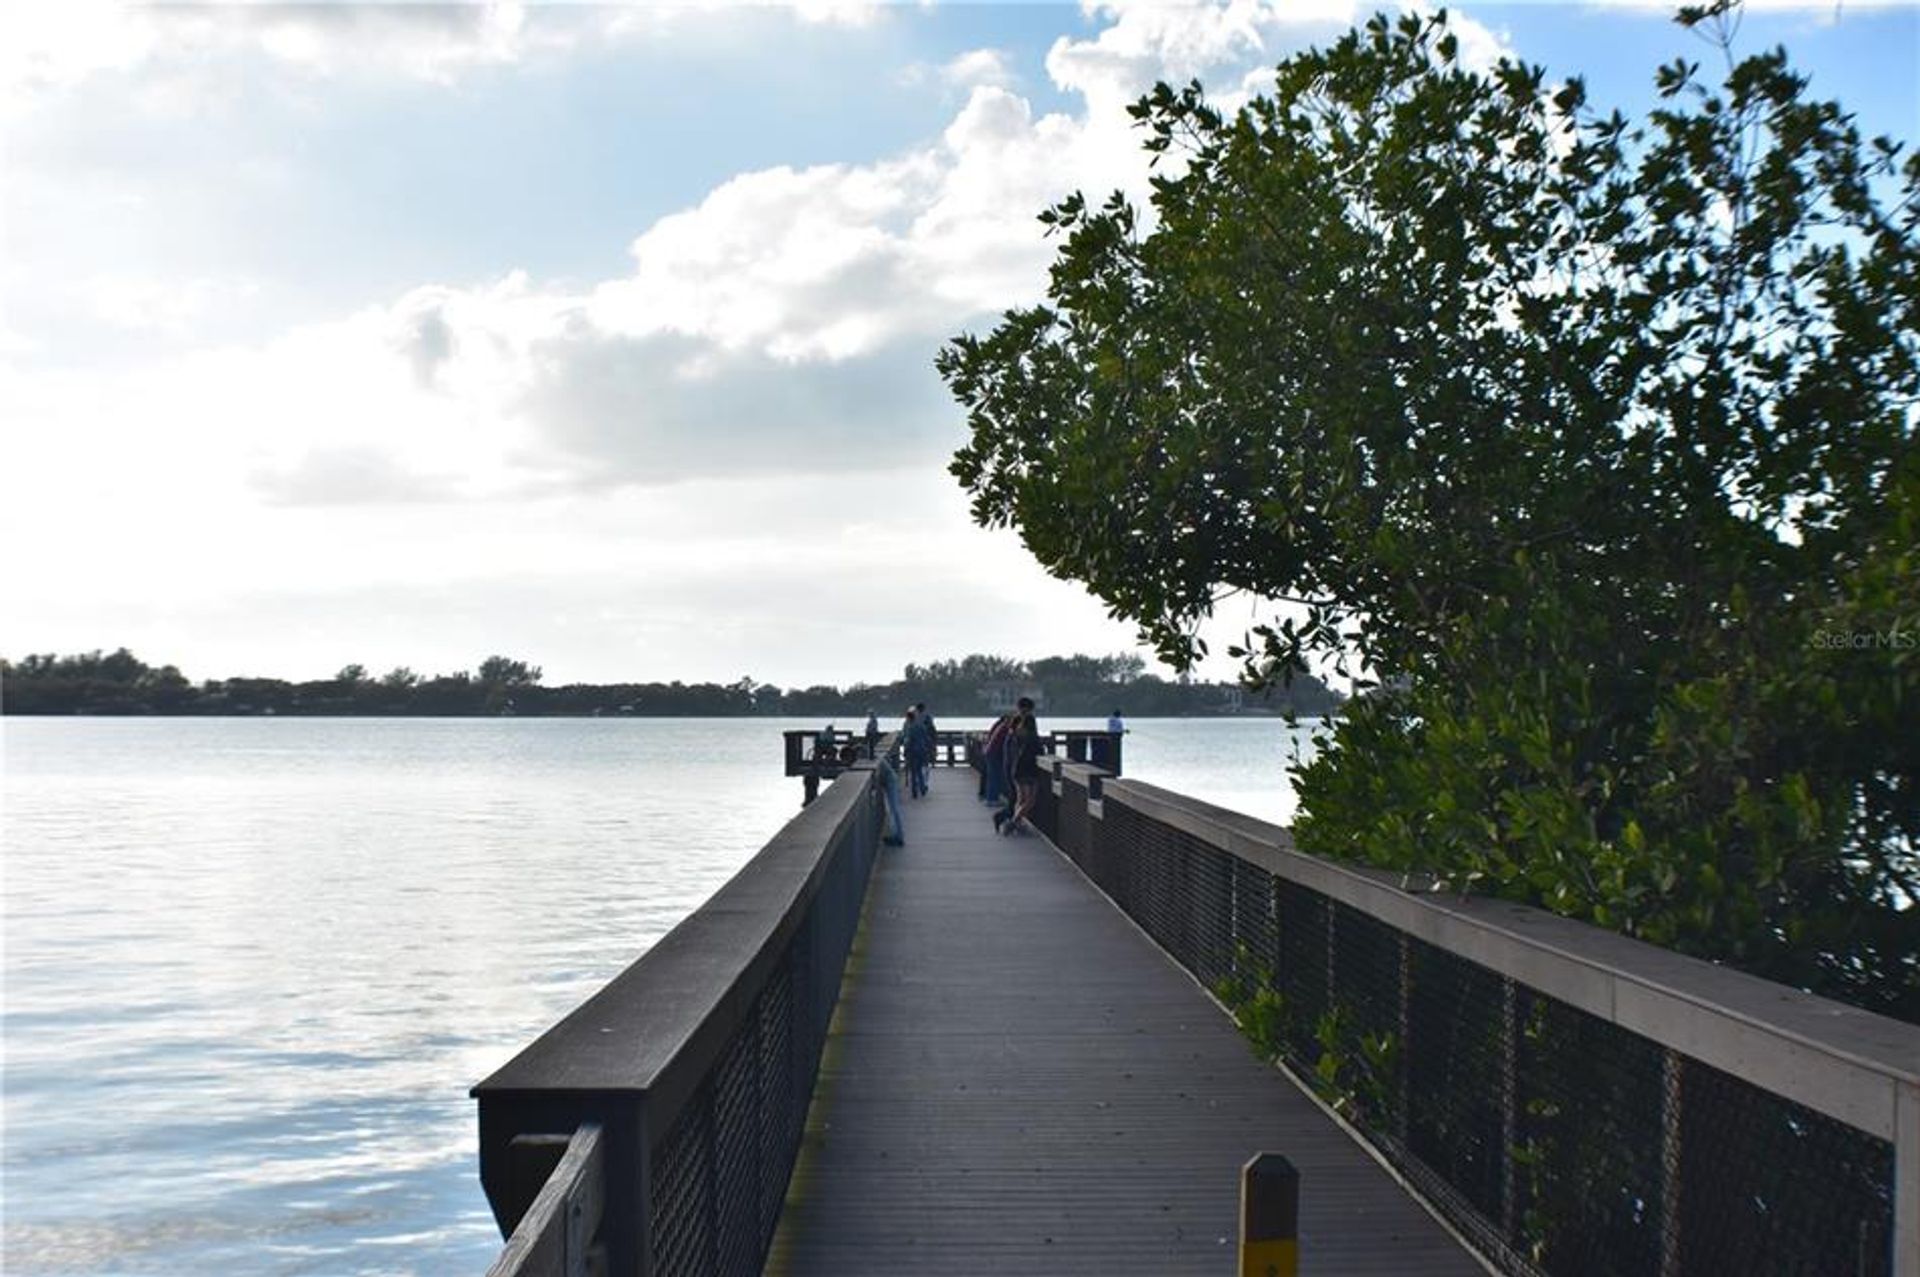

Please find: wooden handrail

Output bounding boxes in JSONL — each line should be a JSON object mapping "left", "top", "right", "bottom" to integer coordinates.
{"left": 1049, "top": 760, "right": 1919, "bottom": 1276}
{"left": 485, "top": 1123, "right": 606, "bottom": 1277}
{"left": 474, "top": 764, "right": 884, "bottom": 1274}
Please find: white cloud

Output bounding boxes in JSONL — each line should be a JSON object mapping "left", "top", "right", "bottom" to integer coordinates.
{"left": 81, "top": 275, "right": 262, "bottom": 340}
{"left": 790, "top": 0, "right": 888, "bottom": 27}
{"left": 0, "top": 0, "right": 909, "bottom": 119}
{"left": 942, "top": 47, "right": 1017, "bottom": 90}
{"left": 1584, "top": 0, "right": 1910, "bottom": 9}
{"left": 897, "top": 46, "right": 1017, "bottom": 93}
{"left": 512, "top": 327, "right": 960, "bottom": 486}
{"left": 1046, "top": 0, "right": 1360, "bottom": 117}
{"left": 251, "top": 446, "right": 463, "bottom": 508}
{"left": 1047, "top": 0, "right": 1521, "bottom": 124}
{"left": 0, "top": 435, "right": 1161, "bottom": 685}
{"left": 7, "top": 0, "right": 1422, "bottom": 516}
{"left": 0, "top": 2, "right": 160, "bottom": 106}
{"left": 240, "top": 4, "right": 533, "bottom": 83}
{"left": 588, "top": 158, "right": 944, "bottom": 359}
{"left": 3, "top": 0, "right": 1487, "bottom": 684}
{"left": 0, "top": 3, "right": 616, "bottom": 118}
{"left": 0, "top": 327, "right": 41, "bottom": 359}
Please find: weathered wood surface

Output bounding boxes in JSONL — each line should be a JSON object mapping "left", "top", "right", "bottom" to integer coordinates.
{"left": 485, "top": 1123, "right": 606, "bottom": 1277}
{"left": 763, "top": 775, "right": 1482, "bottom": 1275}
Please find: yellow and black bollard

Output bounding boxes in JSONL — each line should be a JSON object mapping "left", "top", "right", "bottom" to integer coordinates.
{"left": 1239, "top": 1152, "right": 1299, "bottom": 1277}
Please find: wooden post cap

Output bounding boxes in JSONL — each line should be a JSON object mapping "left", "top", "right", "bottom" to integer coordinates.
{"left": 1240, "top": 1152, "right": 1299, "bottom": 1277}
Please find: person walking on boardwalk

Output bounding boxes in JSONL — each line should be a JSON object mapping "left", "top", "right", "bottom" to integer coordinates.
{"left": 915, "top": 701, "right": 938, "bottom": 768}
{"left": 902, "top": 708, "right": 931, "bottom": 799}
{"left": 864, "top": 709, "right": 880, "bottom": 755}
{"left": 1000, "top": 698, "right": 1042, "bottom": 834}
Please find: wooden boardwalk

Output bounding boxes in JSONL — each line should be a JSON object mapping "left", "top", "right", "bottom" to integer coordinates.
{"left": 763, "top": 772, "right": 1484, "bottom": 1276}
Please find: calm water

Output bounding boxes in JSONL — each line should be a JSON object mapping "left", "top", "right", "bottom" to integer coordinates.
{"left": 2, "top": 715, "right": 1318, "bottom": 1274}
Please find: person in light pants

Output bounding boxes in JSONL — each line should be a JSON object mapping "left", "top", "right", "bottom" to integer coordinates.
{"left": 876, "top": 752, "right": 905, "bottom": 846}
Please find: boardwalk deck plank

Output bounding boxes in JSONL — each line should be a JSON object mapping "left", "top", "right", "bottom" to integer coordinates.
{"left": 763, "top": 772, "right": 1485, "bottom": 1276}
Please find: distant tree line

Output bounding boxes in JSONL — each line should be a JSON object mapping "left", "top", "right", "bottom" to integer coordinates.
{"left": 1, "top": 648, "right": 1343, "bottom": 719}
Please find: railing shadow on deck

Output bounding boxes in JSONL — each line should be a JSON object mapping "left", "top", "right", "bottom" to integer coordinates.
{"left": 1030, "top": 756, "right": 1920, "bottom": 1277}
{"left": 472, "top": 755, "right": 888, "bottom": 1277}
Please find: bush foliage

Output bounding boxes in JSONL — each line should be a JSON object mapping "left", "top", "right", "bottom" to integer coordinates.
{"left": 940, "top": 7, "right": 1919, "bottom": 1018}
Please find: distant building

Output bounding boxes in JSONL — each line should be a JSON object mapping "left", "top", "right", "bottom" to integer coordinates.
{"left": 979, "top": 681, "right": 1044, "bottom": 713}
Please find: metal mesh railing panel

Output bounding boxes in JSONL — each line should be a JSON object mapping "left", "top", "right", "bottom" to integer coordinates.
{"left": 1321, "top": 903, "right": 1406, "bottom": 1137}
{"left": 1033, "top": 769, "right": 1059, "bottom": 840}
{"left": 1228, "top": 857, "right": 1279, "bottom": 995}
{"left": 1184, "top": 836, "right": 1235, "bottom": 993}
{"left": 647, "top": 780, "right": 880, "bottom": 1276}
{"left": 1273, "top": 878, "right": 1331, "bottom": 1064}
{"left": 1677, "top": 1055, "right": 1894, "bottom": 1277}
{"left": 1404, "top": 937, "right": 1510, "bottom": 1230}
{"left": 1057, "top": 775, "right": 1092, "bottom": 865}
{"left": 1137, "top": 809, "right": 1184, "bottom": 962}
{"left": 711, "top": 1024, "right": 762, "bottom": 1276}
{"left": 1089, "top": 804, "right": 1116, "bottom": 898}
{"left": 1510, "top": 992, "right": 1665, "bottom": 1277}
{"left": 757, "top": 954, "right": 798, "bottom": 1235}
{"left": 1076, "top": 790, "right": 1901, "bottom": 1277}
{"left": 648, "top": 1098, "right": 711, "bottom": 1276}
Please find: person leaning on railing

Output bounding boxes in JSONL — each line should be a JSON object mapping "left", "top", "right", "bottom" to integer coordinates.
{"left": 875, "top": 748, "right": 905, "bottom": 847}
{"left": 980, "top": 711, "right": 1013, "bottom": 810}
{"left": 996, "top": 698, "right": 1041, "bottom": 835}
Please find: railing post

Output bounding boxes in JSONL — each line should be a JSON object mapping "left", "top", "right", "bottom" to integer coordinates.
{"left": 505, "top": 1133, "right": 571, "bottom": 1229}
{"left": 1499, "top": 976, "right": 1518, "bottom": 1245}
{"left": 1897, "top": 1080, "right": 1919, "bottom": 1277}
{"left": 1396, "top": 936, "right": 1411, "bottom": 1146}
{"left": 1240, "top": 1152, "right": 1300, "bottom": 1277}
{"left": 1659, "top": 1049, "right": 1684, "bottom": 1277}
{"left": 632, "top": 1107, "right": 652, "bottom": 1277}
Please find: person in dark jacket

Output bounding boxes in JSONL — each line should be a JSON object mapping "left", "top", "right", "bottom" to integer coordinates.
{"left": 980, "top": 711, "right": 1013, "bottom": 809}
{"left": 997, "top": 698, "right": 1041, "bottom": 834}
{"left": 915, "top": 702, "right": 938, "bottom": 768}
{"left": 902, "top": 708, "right": 931, "bottom": 798}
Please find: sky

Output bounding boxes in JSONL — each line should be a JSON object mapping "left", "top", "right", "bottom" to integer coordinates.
{"left": 3, "top": 0, "right": 1916, "bottom": 690}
